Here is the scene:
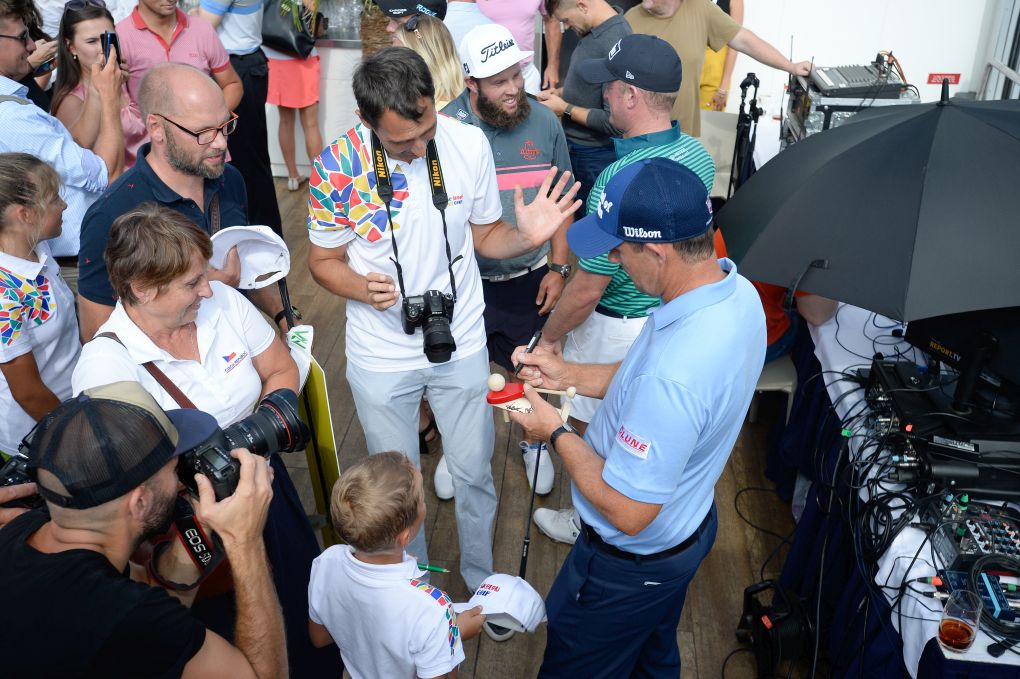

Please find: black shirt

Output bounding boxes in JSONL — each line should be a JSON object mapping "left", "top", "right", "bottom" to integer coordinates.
{"left": 0, "top": 509, "right": 207, "bottom": 678}
{"left": 77, "top": 143, "right": 249, "bottom": 306}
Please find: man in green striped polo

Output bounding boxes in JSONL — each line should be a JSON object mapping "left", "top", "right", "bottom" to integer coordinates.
{"left": 533, "top": 34, "right": 716, "bottom": 544}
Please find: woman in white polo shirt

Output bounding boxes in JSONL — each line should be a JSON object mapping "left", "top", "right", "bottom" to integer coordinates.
{"left": 0, "top": 154, "right": 79, "bottom": 457}
{"left": 71, "top": 203, "right": 339, "bottom": 677}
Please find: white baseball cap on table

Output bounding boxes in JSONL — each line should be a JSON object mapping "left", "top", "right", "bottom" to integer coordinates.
{"left": 210, "top": 225, "right": 290, "bottom": 289}
{"left": 454, "top": 574, "right": 547, "bottom": 633}
{"left": 459, "top": 24, "right": 533, "bottom": 79}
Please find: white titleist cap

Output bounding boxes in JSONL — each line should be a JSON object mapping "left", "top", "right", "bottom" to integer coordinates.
{"left": 456, "top": 574, "right": 547, "bottom": 633}
{"left": 210, "top": 225, "right": 290, "bottom": 289}
{"left": 460, "top": 23, "right": 532, "bottom": 80}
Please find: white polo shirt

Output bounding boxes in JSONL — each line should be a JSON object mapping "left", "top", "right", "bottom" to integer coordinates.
{"left": 0, "top": 243, "right": 81, "bottom": 453}
{"left": 71, "top": 282, "right": 275, "bottom": 427}
{"left": 308, "top": 545, "right": 465, "bottom": 679}
{"left": 308, "top": 116, "right": 502, "bottom": 372}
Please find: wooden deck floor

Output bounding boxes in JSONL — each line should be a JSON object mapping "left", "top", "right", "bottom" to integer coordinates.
{"left": 275, "top": 180, "right": 803, "bottom": 678}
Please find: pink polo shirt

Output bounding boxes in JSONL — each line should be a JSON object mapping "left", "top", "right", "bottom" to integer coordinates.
{"left": 116, "top": 8, "right": 231, "bottom": 103}
{"left": 476, "top": 0, "right": 546, "bottom": 66}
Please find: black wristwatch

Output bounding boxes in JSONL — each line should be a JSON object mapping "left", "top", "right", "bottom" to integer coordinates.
{"left": 549, "top": 262, "right": 572, "bottom": 279}
{"left": 550, "top": 422, "right": 578, "bottom": 452}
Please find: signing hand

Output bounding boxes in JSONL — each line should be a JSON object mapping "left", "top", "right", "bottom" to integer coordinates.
{"left": 536, "top": 271, "right": 565, "bottom": 315}
{"left": 508, "top": 383, "right": 565, "bottom": 442}
{"left": 511, "top": 344, "right": 570, "bottom": 390}
{"left": 208, "top": 245, "right": 241, "bottom": 287}
{"left": 456, "top": 605, "right": 486, "bottom": 641}
{"left": 536, "top": 337, "right": 563, "bottom": 357}
{"left": 194, "top": 448, "right": 274, "bottom": 550}
{"left": 364, "top": 272, "right": 399, "bottom": 311}
{"left": 513, "top": 168, "right": 580, "bottom": 251}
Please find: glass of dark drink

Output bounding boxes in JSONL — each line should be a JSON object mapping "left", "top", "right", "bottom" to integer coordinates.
{"left": 939, "top": 590, "right": 982, "bottom": 653}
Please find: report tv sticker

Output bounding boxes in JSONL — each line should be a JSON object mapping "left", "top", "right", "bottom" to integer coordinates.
{"left": 616, "top": 425, "right": 651, "bottom": 459}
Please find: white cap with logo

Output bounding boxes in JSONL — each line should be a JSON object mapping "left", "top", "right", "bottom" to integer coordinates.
{"left": 454, "top": 573, "right": 547, "bottom": 633}
{"left": 459, "top": 23, "right": 533, "bottom": 80}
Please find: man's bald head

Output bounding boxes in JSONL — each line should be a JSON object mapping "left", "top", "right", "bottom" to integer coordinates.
{"left": 137, "top": 63, "right": 225, "bottom": 122}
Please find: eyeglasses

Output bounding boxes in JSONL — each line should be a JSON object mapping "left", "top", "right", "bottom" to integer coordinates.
{"left": 63, "top": 0, "right": 107, "bottom": 10}
{"left": 156, "top": 112, "right": 239, "bottom": 145}
{"left": 0, "top": 30, "right": 30, "bottom": 45}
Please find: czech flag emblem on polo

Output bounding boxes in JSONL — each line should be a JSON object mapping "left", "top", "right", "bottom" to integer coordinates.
{"left": 223, "top": 352, "right": 237, "bottom": 363}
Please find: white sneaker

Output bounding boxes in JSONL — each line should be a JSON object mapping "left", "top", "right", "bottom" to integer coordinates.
{"left": 533, "top": 507, "right": 580, "bottom": 545}
{"left": 434, "top": 455, "right": 454, "bottom": 500}
{"left": 520, "top": 441, "right": 554, "bottom": 495}
{"left": 287, "top": 176, "right": 304, "bottom": 191}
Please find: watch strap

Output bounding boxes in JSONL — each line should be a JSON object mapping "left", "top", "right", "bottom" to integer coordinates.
{"left": 550, "top": 423, "right": 577, "bottom": 452}
{"left": 564, "top": 103, "right": 575, "bottom": 118}
{"left": 549, "top": 263, "right": 571, "bottom": 278}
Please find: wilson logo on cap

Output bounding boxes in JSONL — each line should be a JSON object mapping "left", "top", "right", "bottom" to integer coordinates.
{"left": 622, "top": 226, "right": 662, "bottom": 238}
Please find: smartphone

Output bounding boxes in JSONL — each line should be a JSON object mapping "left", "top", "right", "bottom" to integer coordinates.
{"left": 33, "top": 57, "right": 56, "bottom": 76}
{"left": 100, "top": 31, "right": 120, "bottom": 63}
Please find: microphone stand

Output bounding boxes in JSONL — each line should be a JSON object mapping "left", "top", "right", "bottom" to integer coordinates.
{"left": 727, "top": 73, "right": 763, "bottom": 199}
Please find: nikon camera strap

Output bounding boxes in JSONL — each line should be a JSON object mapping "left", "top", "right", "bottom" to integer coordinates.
{"left": 370, "top": 132, "right": 460, "bottom": 302}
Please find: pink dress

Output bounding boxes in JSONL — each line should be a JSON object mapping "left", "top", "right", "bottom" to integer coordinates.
{"left": 70, "top": 82, "right": 148, "bottom": 169}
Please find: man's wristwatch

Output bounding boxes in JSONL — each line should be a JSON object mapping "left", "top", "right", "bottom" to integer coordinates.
{"left": 549, "top": 263, "right": 572, "bottom": 279}
{"left": 550, "top": 422, "right": 578, "bottom": 452}
{"left": 564, "top": 103, "right": 575, "bottom": 119}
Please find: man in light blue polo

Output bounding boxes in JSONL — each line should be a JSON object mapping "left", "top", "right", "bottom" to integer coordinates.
{"left": 510, "top": 157, "right": 766, "bottom": 678}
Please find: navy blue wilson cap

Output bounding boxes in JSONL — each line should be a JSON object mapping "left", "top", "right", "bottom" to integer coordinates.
{"left": 567, "top": 158, "right": 713, "bottom": 259}
{"left": 578, "top": 34, "right": 683, "bottom": 93}
{"left": 374, "top": 0, "right": 446, "bottom": 20}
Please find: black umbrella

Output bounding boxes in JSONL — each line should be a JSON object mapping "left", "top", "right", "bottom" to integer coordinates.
{"left": 716, "top": 83, "right": 1020, "bottom": 322}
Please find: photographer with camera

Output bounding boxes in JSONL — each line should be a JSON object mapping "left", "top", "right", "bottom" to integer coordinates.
{"left": 71, "top": 204, "right": 339, "bottom": 677}
{"left": 307, "top": 47, "right": 578, "bottom": 592}
{"left": 0, "top": 381, "right": 286, "bottom": 678}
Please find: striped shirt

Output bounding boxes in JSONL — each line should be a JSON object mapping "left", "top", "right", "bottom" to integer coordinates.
{"left": 580, "top": 123, "right": 714, "bottom": 317}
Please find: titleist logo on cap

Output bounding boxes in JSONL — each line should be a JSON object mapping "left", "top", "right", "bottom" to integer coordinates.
{"left": 480, "top": 38, "right": 516, "bottom": 63}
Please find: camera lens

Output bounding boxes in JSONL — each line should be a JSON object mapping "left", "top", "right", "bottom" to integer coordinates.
{"left": 422, "top": 316, "right": 456, "bottom": 363}
{"left": 222, "top": 389, "right": 309, "bottom": 457}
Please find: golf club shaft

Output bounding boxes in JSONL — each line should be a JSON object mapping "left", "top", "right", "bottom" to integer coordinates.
{"left": 520, "top": 441, "right": 543, "bottom": 578}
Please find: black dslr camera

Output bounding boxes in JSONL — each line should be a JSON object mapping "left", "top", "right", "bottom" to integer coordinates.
{"left": 0, "top": 454, "right": 42, "bottom": 509}
{"left": 177, "top": 389, "right": 310, "bottom": 501}
{"left": 402, "top": 290, "right": 456, "bottom": 363}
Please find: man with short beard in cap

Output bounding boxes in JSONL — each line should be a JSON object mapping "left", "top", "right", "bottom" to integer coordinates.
{"left": 438, "top": 23, "right": 572, "bottom": 590}
{"left": 0, "top": 381, "right": 287, "bottom": 678}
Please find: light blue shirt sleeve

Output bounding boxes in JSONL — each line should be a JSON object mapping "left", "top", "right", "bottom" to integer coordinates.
{"left": 0, "top": 101, "right": 108, "bottom": 193}
{"left": 600, "top": 374, "right": 707, "bottom": 505}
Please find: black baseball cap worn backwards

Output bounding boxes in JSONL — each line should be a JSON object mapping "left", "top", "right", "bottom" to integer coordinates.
{"left": 373, "top": 0, "right": 446, "bottom": 20}
{"left": 24, "top": 381, "right": 218, "bottom": 509}
{"left": 578, "top": 33, "right": 683, "bottom": 93}
{"left": 567, "top": 158, "right": 713, "bottom": 259}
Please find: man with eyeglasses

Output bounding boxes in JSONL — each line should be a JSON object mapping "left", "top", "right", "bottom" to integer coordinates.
{"left": 77, "top": 63, "right": 286, "bottom": 340}
{"left": 0, "top": 0, "right": 124, "bottom": 287}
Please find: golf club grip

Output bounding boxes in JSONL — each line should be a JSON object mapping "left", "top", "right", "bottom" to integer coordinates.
{"left": 520, "top": 443, "right": 543, "bottom": 578}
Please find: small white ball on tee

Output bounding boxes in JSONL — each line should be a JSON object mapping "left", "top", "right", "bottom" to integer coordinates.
{"left": 487, "top": 373, "right": 506, "bottom": 391}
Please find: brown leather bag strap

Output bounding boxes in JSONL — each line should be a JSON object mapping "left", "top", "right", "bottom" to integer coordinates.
{"left": 209, "top": 192, "right": 221, "bottom": 235}
{"left": 94, "top": 332, "right": 198, "bottom": 410}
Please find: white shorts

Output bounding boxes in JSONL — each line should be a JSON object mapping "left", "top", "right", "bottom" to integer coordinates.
{"left": 562, "top": 310, "right": 648, "bottom": 422}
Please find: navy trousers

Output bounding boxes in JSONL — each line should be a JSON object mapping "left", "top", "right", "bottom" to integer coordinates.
{"left": 539, "top": 505, "right": 718, "bottom": 679}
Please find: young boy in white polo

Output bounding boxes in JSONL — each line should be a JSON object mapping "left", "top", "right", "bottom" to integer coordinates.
{"left": 307, "top": 452, "right": 485, "bottom": 678}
